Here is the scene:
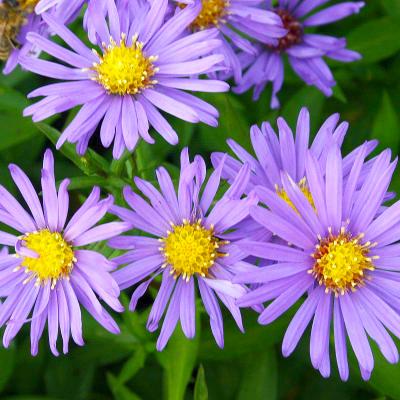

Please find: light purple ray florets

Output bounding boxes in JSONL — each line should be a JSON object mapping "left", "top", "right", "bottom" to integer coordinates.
{"left": 234, "top": 0, "right": 364, "bottom": 108}
{"left": 20, "top": 0, "right": 230, "bottom": 158}
{"left": 235, "top": 142, "right": 400, "bottom": 381}
{"left": 109, "top": 148, "right": 257, "bottom": 350}
{"left": 0, "top": 149, "right": 131, "bottom": 355}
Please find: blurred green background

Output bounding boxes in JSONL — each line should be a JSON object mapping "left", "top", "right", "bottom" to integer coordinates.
{"left": 1, "top": 0, "right": 400, "bottom": 399}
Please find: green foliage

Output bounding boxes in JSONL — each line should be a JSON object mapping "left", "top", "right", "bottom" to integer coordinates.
{"left": 194, "top": 365, "right": 208, "bottom": 400}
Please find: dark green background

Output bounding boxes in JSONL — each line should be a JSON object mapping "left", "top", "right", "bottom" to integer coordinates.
{"left": 0, "top": 0, "right": 399, "bottom": 399}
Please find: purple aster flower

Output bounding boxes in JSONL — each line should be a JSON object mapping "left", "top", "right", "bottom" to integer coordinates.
{"left": 172, "top": 0, "right": 286, "bottom": 82}
{"left": 212, "top": 108, "right": 379, "bottom": 239}
{"left": 20, "top": 0, "right": 230, "bottom": 158}
{"left": 0, "top": 149, "right": 131, "bottom": 355}
{"left": 109, "top": 148, "right": 257, "bottom": 350}
{"left": 235, "top": 143, "right": 400, "bottom": 381}
{"left": 234, "top": 0, "right": 364, "bottom": 108}
{"left": 1, "top": 0, "right": 84, "bottom": 74}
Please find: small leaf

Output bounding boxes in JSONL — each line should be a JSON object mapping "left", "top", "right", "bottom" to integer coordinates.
{"left": 237, "top": 348, "right": 277, "bottom": 400}
{"left": 347, "top": 17, "right": 400, "bottom": 63}
{"left": 107, "top": 373, "right": 142, "bottom": 400}
{"left": 281, "top": 86, "right": 325, "bottom": 134}
{"left": 118, "top": 346, "right": 147, "bottom": 384}
{"left": 36, "top": 123, "right": 110, "bottom": 176}
{"left": 381, "top": 0, "right": 400, "bottom": 15}
{"left": 194, "top": 365, "right": 208, "bottom": 400}
{"left": 372, "top": 91, "right": 399, "bottom": 151}
{"left": 0, "top": 346, "right": 15, "bottom": 393}
{"left": 332, "top": 85, "right": 347, "bottom": 104}
{"left": 351, "top": 342, "right": 400, "bottom": 400}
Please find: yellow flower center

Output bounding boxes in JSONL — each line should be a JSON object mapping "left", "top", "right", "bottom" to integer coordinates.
{"left": 161, "top": 219, "right": 226, "bottom": 280}
{"left": 179, "top": 0, "right": 230, "bottom": 30}
{"left": 276, "top": 178, "right": 315, "bottom": 213}
{"left": 311, "top": 228, "right": 377, "bottom": 295}
{"left": 21, "top": 229, "right": 75, "bottom": 285}
{"left": 92, "top": 34, "right": 158, "bottom": 96}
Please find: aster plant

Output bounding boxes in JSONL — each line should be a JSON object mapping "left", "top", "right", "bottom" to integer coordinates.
{"left": 0, "top": 149, "right": 131, "bottom": 355}
{"left": 109, "top": 148, "right": 256, "bottom": 350}
{"left": 235, "top": 143, "right": 400, "bottom": 380}
{"left": 173, "top": 0, "right": 286, "bottom": 82}
{"left": 234, "top": 0, "right": 365, "bottom": 108}
{"left": 20, "top": 0, "right": 230, "bottom": 158}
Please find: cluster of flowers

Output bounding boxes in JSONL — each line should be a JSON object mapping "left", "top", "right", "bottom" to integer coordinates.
{"left": 1, "top": 0, "right": 397, "bottom": 386}
{"left": 1, "top": 108, "right": 400, "bottom": 383}
{"left": 5, "top": 0, "right": 363, "bottom": 155}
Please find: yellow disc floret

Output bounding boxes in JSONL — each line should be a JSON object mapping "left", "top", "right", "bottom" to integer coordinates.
{"left": 311, "top": 227, "right": 377, "bottom": 295}
{"left": 179, "top": 0, "right": 230, "bottom": 30}
{"left": 161, "top": 219, "right": 227, "bottom": 280}
{"left": 21, "top": 229, "right": 75, "bottom": 285}
{"left": 92, "top": 34, "right": 158, "bottom": 96}
{"left": 276, "top": 178, "right": 315, "bottom": 213}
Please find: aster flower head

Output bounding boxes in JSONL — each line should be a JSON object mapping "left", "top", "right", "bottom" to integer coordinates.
{"left": 235, "top": 143, "right": 400, "bottom": 381}
{"left": 109, "top": 148, "right": 257, "bottom": 350}
{"left": 0, "top": 149, "right": 131, "bottom": 355}
{"left": 212, "top": 108, "right": 378, "bottom": 218}
{"left": 173, "top": 0, "right": 286, "bottom": 82}
{"left": 1, "top": 0, "right": 84, "bottom": 74}
{"left": 20, "top": 0, "right": 230, "bottom": 158}
{"left": 234, "top": 0, "right": 365, "bottom": 108}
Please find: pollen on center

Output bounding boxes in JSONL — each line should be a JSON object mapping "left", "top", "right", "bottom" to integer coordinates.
{"left": 160, "top": 219, "right": 226, "bottom": 280}
{"left": 20, "top": 229, "right": 75, "bottom": 286}
{"left": 92, "top": 34, "right": 158, "bottom": 96}
{"left": 310, "top": 227, "right": 377, "bottom": 295}
{"left": 179, "top": 0, "right": 230, "bottom": 30}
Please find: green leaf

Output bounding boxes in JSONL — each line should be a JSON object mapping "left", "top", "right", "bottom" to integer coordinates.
{"left": 118, "top": 346, "right": 147, "bottom": 384}
{"left": 0, "top": 346, "right": 16, "bottom": 393}
{"left": 281, "top": 86, "right": 325, "bottom": 134}
{"left": 62, "top": 175, "right": 127, "bottom": 191}
{"left": 44, "top": 357, "right": 95, "bottom": 400}
{"left": 237, "top": 349, "right": 277, "bottom": 400}
{"left": 0, "top": 85, "right": 41, "bottom": 150}
{"left": 347, "top": 17, "right": 400, "bottom": 63}
{"left": 194, "top": 365, "right": 208, "bottom": 400}
{"left": 372, "top": 91, "right": 400, "bottom": 152}
{"left": 35, "top": 123, "right": 110, "bottom": 176}
{"left": 332, "top": 84, "right": 347, "bottom": 104}
{"left": 2, "top": 397, "right": 62, "bottom": 400}
{"left": 199, "top": 310, "right": 292, "bottom": 361}
{"left": 157, "top": 324, "right": 200, "bottom": 400}
{"left": 381, "top": 0, "right": 400, "bottom": 15}
{"left": 363, "top": 344, "right": 400, "bottom": 400}
{"left": 107, "top": 373, "right": 142, "bottom": 400}
{"left": 198, "top": 92, "right": 251, "bottom": 152}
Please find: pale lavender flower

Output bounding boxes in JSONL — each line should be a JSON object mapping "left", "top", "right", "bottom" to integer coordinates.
{"left": 109, "top": 149, "right": 257, "bottom": 350}
{"left": 20, "top": 0, "right": 230, "bottom": 158}
{"left": 235, "top": 144, "right": 400, "bottom": 381}
{"left": 235, "top": 0, "right": 364, "bottom": 108}
{"left": 172, "top": 0, "right": 286, "bottom": 82}
{"left": 0, "top": 149, "right": 131, "bottom": 355}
